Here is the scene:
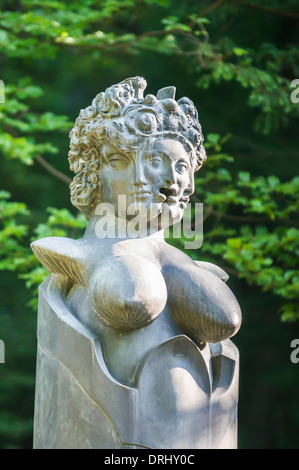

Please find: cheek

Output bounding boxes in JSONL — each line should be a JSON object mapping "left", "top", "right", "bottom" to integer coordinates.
{"left": 101, "top": 168, "right": 132, "bottom": 195}
{"left": 143, "top": 164, "right": 163, "bottom": 182}
{"left": 99, "top": 175, "right": 120, "bottom": 205}
{"left": 176, "top": 172, "right": 190, "bottom": 189}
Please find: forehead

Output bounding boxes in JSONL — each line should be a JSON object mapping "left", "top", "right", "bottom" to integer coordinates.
{"left": 101, "top": 138, "right": 190, "bottom": 160}
{"left": 144, "top": 138, "right": 188, "bottom": 159}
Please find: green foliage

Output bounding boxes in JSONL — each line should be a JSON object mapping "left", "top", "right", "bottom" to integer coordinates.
{"left": 0, "top": 191, "right": 87, "bottom": 310}
{"left": 0, "top": 78, "right": 72, "bottom": 165}
{"left": 192, "top": 134, "right": 299, "bottom": 322}
{"left": 1, "top": 0, "right": 298, "bottom": 134}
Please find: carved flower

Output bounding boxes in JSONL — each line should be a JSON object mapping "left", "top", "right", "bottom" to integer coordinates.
{"left": 124, "top": 108, "right": 159, "bottom": 136}
{"left": 92, "top": 83, "right": 135, "bottom": 117}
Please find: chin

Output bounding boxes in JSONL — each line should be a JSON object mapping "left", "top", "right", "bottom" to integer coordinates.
{"left": 169, "top": 205, "right": 185, "bottom": 223}
{"left": 160, "top": 203, "right": 184, "bottom": 228}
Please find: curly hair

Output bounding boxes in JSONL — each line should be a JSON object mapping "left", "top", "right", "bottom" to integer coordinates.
{"left": 68, "top": 77, "right": 206, "bottom": 219}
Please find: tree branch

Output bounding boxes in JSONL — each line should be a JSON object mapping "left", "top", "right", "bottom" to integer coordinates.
{"left": 229, "top": 1, "right": 299, "bottom": 19}
{"left": 35, "top": 154, "right": 72, "bottom": 185}
{"left": 198, "top": 0, "right": 225, "bottom": 17}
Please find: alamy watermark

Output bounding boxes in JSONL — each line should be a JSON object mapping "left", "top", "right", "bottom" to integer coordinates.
{"left": 290, "top": 339, "right": 299, "bottom": 364}
{"left": 0, "top": 339, "right": 5, "bottom": 363}
{"left": 0, "top": 79, "right": 4, "bottom": 103}
{"left": 290, "top": 79, "right": 299, "bottom": 104}
{"left": 94, "top": 197, "right": 203, "bottom": 249}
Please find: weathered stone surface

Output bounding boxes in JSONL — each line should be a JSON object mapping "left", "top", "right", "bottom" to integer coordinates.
{"left": 32, "top": 77, "right": 241, "bottom": 449}
{"left": 34, "top": 276, "right": 239, "bottom": 449}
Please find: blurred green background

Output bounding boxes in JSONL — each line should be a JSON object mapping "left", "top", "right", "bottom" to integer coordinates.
{"left": 0, "top": 0, "right": 298, "bottom": 449}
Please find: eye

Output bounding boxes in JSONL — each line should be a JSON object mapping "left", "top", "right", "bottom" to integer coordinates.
{"left": 175, "top": 160, "right": 189, "bottom": 174}
{"left": 107, "top": 154, "right": 129, "bottom": 170}
{"left": 147, "top": 155, "right": 164, "bottom": 168}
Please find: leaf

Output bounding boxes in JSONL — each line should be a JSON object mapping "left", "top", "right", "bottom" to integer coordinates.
{"left": 227, "top": 238, "right": 242, "bottom": 249}
{"left": 233, "top": 47, "right": 249, "bottom": 56}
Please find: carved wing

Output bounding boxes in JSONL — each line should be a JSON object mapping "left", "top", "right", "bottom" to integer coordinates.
{"left": 31, "top": 237, "right": 87, "bottom": 286}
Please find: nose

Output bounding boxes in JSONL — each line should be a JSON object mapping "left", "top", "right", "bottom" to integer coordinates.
{"left": 162, "top": 165, "right": 176, "bottom": 187}
{"left": 133, "top": 159, "right": 147, "bottom": 187}
{"left": 183, "top": 170, "right": 194, "bottom": 196}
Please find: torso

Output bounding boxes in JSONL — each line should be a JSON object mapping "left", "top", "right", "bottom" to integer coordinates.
{"left": 31, "top": 232, "right": 241, "bottom": 386}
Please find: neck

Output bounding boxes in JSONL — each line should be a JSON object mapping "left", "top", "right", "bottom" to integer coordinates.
{"left": 83, "top": 212, "right": 165, "bottom": 241}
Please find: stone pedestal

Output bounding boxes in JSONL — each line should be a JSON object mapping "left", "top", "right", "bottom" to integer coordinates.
{"left": 33, "top": 275, "right": 239, "bottom": 449}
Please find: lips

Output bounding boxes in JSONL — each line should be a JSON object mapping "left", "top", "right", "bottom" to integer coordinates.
{"left": 159, "top": 186, "right": 180, "bottom": 204}
{"left": 180, "top": 196, "right": 189, "bottom": 205}
{"left": 128, "top": 187, "right": 189, "bottom": 207}
{"left": 159, "top": 186, "right": 177, "bottom": 199}
{"left": 158, "top": 187, "right": 190, "bottom": 211}
{"left": 129, "top": 189, "right": 151, "bottom": 196}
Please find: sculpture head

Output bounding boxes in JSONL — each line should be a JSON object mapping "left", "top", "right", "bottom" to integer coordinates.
{"left": 68, "top": 77, "right": 206, "bottom": 223}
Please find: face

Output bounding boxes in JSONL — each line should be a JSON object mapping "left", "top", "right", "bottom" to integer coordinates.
{"left": 99, "top": 138, "right": 195, "bottom": 224}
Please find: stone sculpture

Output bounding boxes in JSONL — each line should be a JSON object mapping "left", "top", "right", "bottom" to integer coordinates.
{"left": 31, "top": 76, "right": 242, "bottom": 449}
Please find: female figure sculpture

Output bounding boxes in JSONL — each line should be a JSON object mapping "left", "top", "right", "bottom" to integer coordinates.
{"left": 31, "top": 77, "right": 241, "bottom": 449}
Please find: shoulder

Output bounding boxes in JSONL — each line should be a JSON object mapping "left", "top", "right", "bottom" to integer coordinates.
{"left": 193, "top": 260, "right": 229, "bottom": 283}
{"left": 161, "top": 242, "right": 229, "bottom": 282}
{"left": 30, "top": 237, "right": 87, "bottom": 286}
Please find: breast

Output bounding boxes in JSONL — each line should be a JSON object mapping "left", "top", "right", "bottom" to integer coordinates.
{"left": 88, "top": 254, "right": 168, "bottom": 330}
{"left": 163, "top": 262, "right": 242, "bottom": 344}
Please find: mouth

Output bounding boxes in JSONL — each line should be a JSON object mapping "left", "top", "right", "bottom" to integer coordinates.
{"left": 129, "top": 190, "right": 151, "bottom": 197}
{"left": 179, "top": 196, "right": 189, "bottom": 206}
{"left": 159, "top": 186, "right": 178, "bottom": 203}
{"left": 159, "top": 187, "right": 190, "bottom": 210}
